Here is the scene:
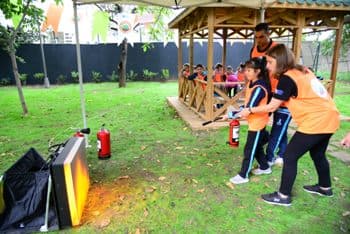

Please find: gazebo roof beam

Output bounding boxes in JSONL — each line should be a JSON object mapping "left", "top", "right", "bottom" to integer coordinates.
{"left": 269, "top": 2, "right": 350, "bottom": 11}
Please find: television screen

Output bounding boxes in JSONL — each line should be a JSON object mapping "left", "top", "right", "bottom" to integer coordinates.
{"left": 51, "top": 137, "right": 90, "bottom": 228}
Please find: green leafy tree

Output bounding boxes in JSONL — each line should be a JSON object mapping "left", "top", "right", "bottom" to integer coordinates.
{"left": 136, "top": 6, "right": 174, "bottom": 52}
{"left": 0, "top": 0, "right": 61, "bottom": 115}
{"left": 321, "top": 24, "right": 350, "bottom": 57}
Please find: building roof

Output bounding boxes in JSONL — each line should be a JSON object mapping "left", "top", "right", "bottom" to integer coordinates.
{"left": 74, "top": 0, "right": 350, "bottom": 7}
{"left": 168, "top": 0, "right": 350, "bottom": 30}
{"left": 277, "top": 0, "right": 350, "bottom": 6}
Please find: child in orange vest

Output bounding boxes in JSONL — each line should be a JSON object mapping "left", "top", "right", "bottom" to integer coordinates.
{"left": 181, "top": 63, "right": 190, "bottom": 78}
{"left": 188, "top": 64, "right": 207, "bottom": 90}
{"left": 228, "top": 57, "right": 272, "bottom": 184}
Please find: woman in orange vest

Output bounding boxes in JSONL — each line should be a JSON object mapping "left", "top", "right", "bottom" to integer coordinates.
{"left": 239, "top": 44, "right": 340, "bottom": 206}
{"left": 228, "top": 57, "right": 272, "bottom": 184}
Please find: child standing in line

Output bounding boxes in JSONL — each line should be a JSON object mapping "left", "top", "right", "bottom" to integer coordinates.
{"left": 225, "top": 65, "right": 238, "bottom": 98}
{"left": 181, "top": 63, "right": 190, "bottom": 78}
{"left": 228, "top": 57, "right": 272, "bottom": 184}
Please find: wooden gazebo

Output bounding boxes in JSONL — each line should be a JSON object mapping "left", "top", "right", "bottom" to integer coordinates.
{"left": 168, "top": 0, "right": 350, "bottom": 121}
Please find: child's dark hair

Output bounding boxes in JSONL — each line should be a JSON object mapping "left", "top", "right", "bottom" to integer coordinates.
{"left": 245, "top": 57, "right": 271, "bottom": 98}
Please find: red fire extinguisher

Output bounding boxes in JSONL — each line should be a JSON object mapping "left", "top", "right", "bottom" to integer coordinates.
{"left": 97, "top": 125, "right": 111, "bottom": 159}
{"left": 228, "top": 119, "right": 240, "bottom": 147}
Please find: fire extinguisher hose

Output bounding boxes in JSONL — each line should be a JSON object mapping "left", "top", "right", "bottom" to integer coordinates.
{"left": 202, "top": 116, "right": 223, "bottom": 126}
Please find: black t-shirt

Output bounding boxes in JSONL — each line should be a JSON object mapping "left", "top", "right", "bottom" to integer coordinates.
{"left": 272, "top": 75, "right": 298, "bottom": 101}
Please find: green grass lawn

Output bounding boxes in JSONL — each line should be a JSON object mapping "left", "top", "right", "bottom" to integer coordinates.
{"left": 0, "top": 81, "right": 349, "bottom": 233}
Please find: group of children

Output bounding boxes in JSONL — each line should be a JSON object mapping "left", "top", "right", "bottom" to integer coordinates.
{"left": 181, "top": 62, "right": 245, "bottom": 97}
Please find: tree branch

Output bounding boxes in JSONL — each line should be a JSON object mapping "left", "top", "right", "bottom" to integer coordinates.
{"left": 11, "top": 0, "right": 32, "bottom": 42}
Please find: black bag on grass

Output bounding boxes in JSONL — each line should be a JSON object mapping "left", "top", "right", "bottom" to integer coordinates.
{"left": 0, "top": 148, "right": 58, "bottom": 233}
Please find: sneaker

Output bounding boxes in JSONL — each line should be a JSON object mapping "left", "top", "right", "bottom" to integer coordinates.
{"left": 229, "top": 174, "right": 249, "bottom": 184}
{"left": 275, "top": 157, "right": 284, "bottom": 166}
{"left": 267, "top": 160, "right": 275, "bottom": 167}
{"left": 261, "top": 191, "right": 292, "bottom": 206}
{"left": 252, "top": 167, "right": 272, "bottom": 175}
{"left": 303, "top": 184, "right": 333, "bottom": 197}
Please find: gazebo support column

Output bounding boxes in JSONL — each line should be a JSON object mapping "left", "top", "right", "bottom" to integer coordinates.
{"left": 189, "top": 34, "right": 194, "bottom": 73}
{"left": 178, "top": 34, "right": 183, "bottom": 98}
{"left": 260, "top": 7, "right": 265, "bottom": 22}
{"left": 222, "top": 28, "right": 227, "bottom": 68}
{"left": 329, "top": 16, "right": 344, "bottom": 97}
{"left": 293, "top": 11, "right": 304, "bottom": 63}
{"left": 206, "top": 9, "right": 215, "bottom": 120}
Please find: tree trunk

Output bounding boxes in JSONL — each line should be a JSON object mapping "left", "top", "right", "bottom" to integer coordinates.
{"left": 119, "top": 38, "right": 128, "bottom": 88}
{"left": 9, "top": 48, "right": 28, "bottom": 115}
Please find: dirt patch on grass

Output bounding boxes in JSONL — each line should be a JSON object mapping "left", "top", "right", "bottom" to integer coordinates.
{"left": 81, "top": 177, "right": 140, "bottom": 228}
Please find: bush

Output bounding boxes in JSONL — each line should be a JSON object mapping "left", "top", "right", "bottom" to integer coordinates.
{"left": 108, "top": 70, "right": 119, "bottom": 82}
{"left": 142, "top": 69, "right": 158, "bottom": 81}
{"left": 91, "top": 71, "right": 102, "bottom": 83}
{"left": 19, "top": 73, "right": 27, "bottom": 85}
{"left": 71, "top": 71, "right": 79, "bottom": 83}
{"left": 0, "top": 78, "right": 10, "bottom": 86}
{"left": 160, "top": 68, "right": 170, "bottom": 81}
{"left": 57, "top": 74, "right": 66, "bottom": 84}
{"left": 126, "top": 70, "right": 138, "bottom": 81}
{"left": 33, "top": 72, "right": 45, "bottom": 81}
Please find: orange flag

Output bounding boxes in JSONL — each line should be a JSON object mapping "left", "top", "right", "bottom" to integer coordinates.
{"left": 41, "top": 4, "right": 64, "bottom": 33}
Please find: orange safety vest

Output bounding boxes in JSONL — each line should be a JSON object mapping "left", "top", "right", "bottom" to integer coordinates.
{"left": 237, "top": 72, "right": 245, "bottom": 82}
{"left": 213, "top": 73, "right": 224, "bottom": 82}
{"left": 197, "top": 73, "right": 206, "bottom": 90}
{"left": 251, "top": 40, "right": 278, "bottom": 93}
{"left": 245, "top": 82, "right": 269, "bottom": 131}
{"left": 283, "top": 69, "right": 340, "bottom": 134}
{"left": 183, "top": 70, "right": 190, "bottom": 78}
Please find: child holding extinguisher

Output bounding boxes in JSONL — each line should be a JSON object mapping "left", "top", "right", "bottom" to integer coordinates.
{"left": 228, "top": 57, "right": 272, "bottom": 184}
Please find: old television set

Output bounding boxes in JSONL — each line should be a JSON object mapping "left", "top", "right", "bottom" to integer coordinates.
{"left": 50, "top": 137, "right": 90, "bottom": 228}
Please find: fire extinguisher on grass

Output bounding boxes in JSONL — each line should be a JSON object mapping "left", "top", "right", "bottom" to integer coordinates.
{"left": 228, "top": 118, "right": 240, "bottom": 147}
{"left": 226, "top": 109, "right": 240, "bottom": 147}
{"left": 97, "top": 124, "right": 111, "bottom": 159}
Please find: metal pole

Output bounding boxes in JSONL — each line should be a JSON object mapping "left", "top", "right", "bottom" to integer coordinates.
{"left": 40, "top": 175, "right": 52, "bottom": 232}
{"left": 73, "top": 1, "right": 89, "bottom": 147}
{"left": 39, "top": 24, "right": 50, "bottom": 88}
{"left": 260, "top": 7, "right": 265, "bottom": 23}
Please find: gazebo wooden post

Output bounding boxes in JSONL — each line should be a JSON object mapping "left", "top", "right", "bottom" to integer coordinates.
{"left": 206, "top": 8, "right": 215, "bottom": 120}
{"left": 292, "top": 11, "right": 304, "bottom": 63}
{"left": 329, "top": 16, "right": 344, "bottom": 97}
{"left": 222, "top": 28, "right": 227, "bottom": 68}
{"left": 189, "top": 34, "right": 194, "bottom": 73}
{"left": 178, "top": 34, "right": 183, "bottom": 98}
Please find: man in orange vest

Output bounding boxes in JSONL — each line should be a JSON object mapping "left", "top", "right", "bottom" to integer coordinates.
{"left": 251, "top": 23, "right": 291, "bottom": 167}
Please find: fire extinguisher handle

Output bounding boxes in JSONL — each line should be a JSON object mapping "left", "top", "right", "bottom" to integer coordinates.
{"left": 232, "top": 114, "right": 241, "bottom": 119}
{"left": 80, "top": 128, "right": 91, "bottom": 134}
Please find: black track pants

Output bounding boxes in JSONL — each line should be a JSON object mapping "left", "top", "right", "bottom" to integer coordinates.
{"left": 279, "top": 131, "right": 332, "bottom": 195}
